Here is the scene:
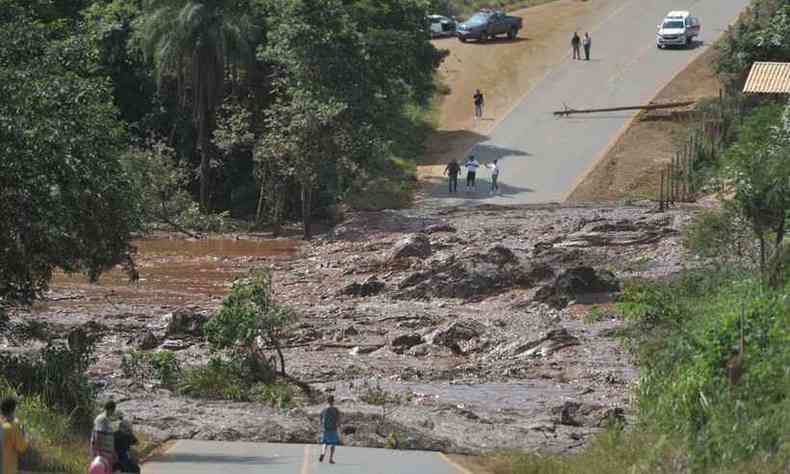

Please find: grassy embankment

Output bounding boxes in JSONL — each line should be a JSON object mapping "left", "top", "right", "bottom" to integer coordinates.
{"left": 466, "top": 268, "right": 790, "bottom": 473}
{"left": 0, "top": 380, "right": 160, "bottom": 473}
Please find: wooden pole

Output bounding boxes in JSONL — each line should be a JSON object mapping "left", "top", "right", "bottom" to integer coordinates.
{"left": 553, "top": 101, "right": 696, "bottom": 116}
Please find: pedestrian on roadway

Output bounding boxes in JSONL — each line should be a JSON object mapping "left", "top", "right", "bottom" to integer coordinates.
{"left": 464, "top": 155, "right": 480, "bottom": 191}
{"left": 1, "top": 396, "right": 29, "bottom": 474}
{"left": 444, "top": 159, "right": 461, "bottom": 193}
{"left": 319, "top": 395, "right": 341, "bottom": 464}
{"left": 583, "top": 32, "right": 591, "bottom": 60}
{"left": 114, "top": 420, "right": 141, "bottom": 473}
{"left": 571, "top": 32, "right": 581, "bottom": 60}
{"left": 486, "top": 160, "right": 500, "bottom": 194}
{"left": 91, "top": 400, "right": 118, "bottom": 468}
{"left": 473, "top": 89, "right": 484, "bottom": 120}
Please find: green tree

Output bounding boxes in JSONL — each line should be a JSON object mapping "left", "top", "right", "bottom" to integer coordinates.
{"left": 0, "top": 11, "right": 141, "bottom": 303}
{"left": 204, "top": 268, "right": 298, "bottom": 377}
{"left": 134, "top": 0, "right": 256, "bottom": 210}
{"left": 725, "top": 102, "right": 790, "bottom": 275}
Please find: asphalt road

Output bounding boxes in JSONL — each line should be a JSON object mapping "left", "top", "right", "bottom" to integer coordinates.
{"left": 143, "top": 440, "right": 466, "bottom": 474}
{"left": 429, "top": 0, "right": 751, "bottom": 205}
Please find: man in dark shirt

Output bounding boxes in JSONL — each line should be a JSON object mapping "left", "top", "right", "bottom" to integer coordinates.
{"left": 571, "top": 32, "right": 581, "bottom": 60}
{"left": 319, "top": 395, "right": 341, "bottom": 464}
{"left": 473, "top": 89, "right": 484, "bottom": 120}
{"left": 114, "top": 420, "right": 140, "bottom": 473}
{"left": 444, "top": 159, "right": 461, "bottom": 193}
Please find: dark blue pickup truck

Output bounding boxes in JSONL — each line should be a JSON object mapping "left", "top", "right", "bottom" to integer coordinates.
{"left": 456, "top": 10, "right": 522, "bottom": 42}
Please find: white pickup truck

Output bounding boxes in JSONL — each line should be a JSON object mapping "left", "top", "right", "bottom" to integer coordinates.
{"left": 656, "top": 11, "right": 700, "bottom": 48}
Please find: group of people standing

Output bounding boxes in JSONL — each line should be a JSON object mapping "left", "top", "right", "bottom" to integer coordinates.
{"left": 571, "top": 31, "right": 592, "bottom": 60}
{"left": 444, "top": 155, "right": 500, "bottom": 194}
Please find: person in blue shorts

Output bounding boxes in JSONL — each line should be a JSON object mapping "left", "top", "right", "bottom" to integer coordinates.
{"left": 319, "top": 395, "right": 341, "bottom": 464}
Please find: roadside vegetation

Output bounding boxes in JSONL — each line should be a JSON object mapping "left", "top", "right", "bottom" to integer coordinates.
{"left": 481, "top": 1, "right": 790, "bottom": 472}
{"left": 436, "top": 0, "right": 558, "bottom": 18}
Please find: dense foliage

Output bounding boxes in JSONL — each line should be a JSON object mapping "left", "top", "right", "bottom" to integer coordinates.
{"left": 0, "top": 7, "right": 141, "bottom": 303}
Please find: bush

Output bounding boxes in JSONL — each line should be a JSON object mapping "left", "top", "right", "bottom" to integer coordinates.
{"left": 0, "top": 379, "right": 91, "bottom": 473}
{"left": 683, "top": 208, "right": 759, "bottom": 267}
{"left": 0, "top": 340, "right": 96, "bottom": 428}
{"left": 121, "top": 350, "right": 181, "bottom": 387}
{"left": 177, "top": 357, "right": 247, "bottom": 401}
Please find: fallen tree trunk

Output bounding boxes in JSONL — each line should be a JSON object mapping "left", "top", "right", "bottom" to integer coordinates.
{"left": 554, "top": 101, "right": 696, "bottom": 116}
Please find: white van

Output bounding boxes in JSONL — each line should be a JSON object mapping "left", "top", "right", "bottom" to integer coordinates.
{"left": 656, "top": 11, "right": 700, "bottom": 48}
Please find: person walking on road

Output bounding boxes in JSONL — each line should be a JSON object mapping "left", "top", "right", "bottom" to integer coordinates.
{"left": 486, "top": 160, "right": 500, "bottom": 194}
{"left": 464, "top": 155, "right": 481, "bottom": 191}
{"left": 444, "top": 159, "right": 461, "bottom": 193}
{"left": 583, "top": 32, "right": 591, "bottom": 60}
{"left": 114, "top": 420, "right": 141, "bottom": 473}
{"left": 1, "top": 397, "right": 29, "bottom": 474}
{"left": 319, "top": 396, "right": 341, "bottom": 464}
{"left": 473, "top": 89, "right": 484, "bottom": 120}
{"left": 92, "top": 400, "right": 117, "bottom": 468}
{"left": 571, "top": 32, "right": 581, "bottom": 60}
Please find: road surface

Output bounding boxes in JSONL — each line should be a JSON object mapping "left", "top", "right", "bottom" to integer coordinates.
{"left": 428, "top": 0, "right": 750, "bottom": 205}
{"left": 143, "top": 440, "right": 466, "bottom": 474}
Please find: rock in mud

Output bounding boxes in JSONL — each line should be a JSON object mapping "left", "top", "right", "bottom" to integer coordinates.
{"left": 535, "top": 266, "right": 620, "bottom": 308}
{"left": 164, "top": 308, "right": 208, "bottom": 338}
{"left": 487, "top": 327, "right": 580, "bottom": 360}
{"left": 422, "top": 223, "right": 457, "bottom": 234}
{"left": 339, "top": 276, "right": 385, "bottom": 297}
{"left": 426, "top": 320, "right": 486, "bottom": 354}
{"left": 390, "top": 334, "right": 423, "bottom": 353}
{"left": 389, "top": 233, "right": 432, "bottom": 261}
{"left": 137, "top": 331, "right": 160, "bottom": 350}
{"left": 397, "top": 245, "right": 537, "bottom": 300}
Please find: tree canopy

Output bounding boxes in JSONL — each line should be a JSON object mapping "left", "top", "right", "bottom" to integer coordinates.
{"left": 0, "top": 9, "right": 142, "bottom": 303}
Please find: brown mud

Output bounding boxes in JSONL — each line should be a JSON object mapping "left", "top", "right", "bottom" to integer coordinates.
{"left": 3, "top": 204, "right": 695, "bottom": 454}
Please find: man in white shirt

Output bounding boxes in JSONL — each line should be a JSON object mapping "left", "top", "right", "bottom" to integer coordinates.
{"left": 486, "top": 159, "right": 500, "bottom": 194}
{"left": 464, "top": 155, "right": 480, "bottom": 191}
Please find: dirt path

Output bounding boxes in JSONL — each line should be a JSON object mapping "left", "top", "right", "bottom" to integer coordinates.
{"left": 567, "top": 44, "right": 723, "bottom": 202}
{"left": 421, "top": 0, "right": 623, "bottom": 175}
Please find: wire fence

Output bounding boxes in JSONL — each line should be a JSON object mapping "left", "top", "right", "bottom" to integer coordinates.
{"left": 657, "top": 90, "right": 742, "bottom": 210}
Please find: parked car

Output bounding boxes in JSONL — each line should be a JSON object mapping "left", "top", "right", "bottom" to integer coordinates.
{"left": 428, "top": 14, "right": 456, "bottom": 38}
{"left": 656, "top": 11, "right": 700, "bottom": 48}
{"left": 456, "top": 10, "right": 522, "bottom": 42}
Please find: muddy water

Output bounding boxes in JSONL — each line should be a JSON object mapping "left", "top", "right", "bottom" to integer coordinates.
{"left": 52, "top": 238, "right": 300, "bottom": 306}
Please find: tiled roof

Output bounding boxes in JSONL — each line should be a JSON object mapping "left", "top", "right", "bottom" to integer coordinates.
{"left": 743, "top": 62, "right": 790, "bottom": 94}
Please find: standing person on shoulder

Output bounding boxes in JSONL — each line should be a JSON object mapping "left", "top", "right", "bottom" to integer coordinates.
{"left": 444, "top": 159, "right": 461, "bottom": 193}
{"left": 486, "top": 159, "right": 500, "bottom": 194}
{"left": 464, "top": 155, "right": 481, "bottom": 192}
{"left": 583, "top": 32, "right": 592, "bottom": 60}
{"left": 319, "top": 395, "right": 341, "bottom": 464}
{"left": 91, "top": 400, "right": 117, "bottom": 468}
{"left": 1, "top": 397, "right": 29, "bottom": 474}
{"left": 473, "top": 89, "right": 484, "bottom": 120}
{"left": 571, "top": 32, "right": 581, "bottom": 60}
{"left": 114, "top": 420, "right": 140, "bottom": 473}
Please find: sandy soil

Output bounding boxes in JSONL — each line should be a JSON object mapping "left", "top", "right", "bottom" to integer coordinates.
{"left": 567, "top": 46, "right": 723, "bottom": 202}
{"left": 420, "top": 0, "right": 622, "bottom": 175}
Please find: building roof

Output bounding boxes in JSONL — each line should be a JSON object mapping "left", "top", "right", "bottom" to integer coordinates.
{"left": 743, "top": 62, "right": 790, "bottom": 94}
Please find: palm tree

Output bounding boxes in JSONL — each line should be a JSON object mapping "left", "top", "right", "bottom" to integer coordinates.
{"left": 135, "top": 0, "right": 254, "bottom": 209}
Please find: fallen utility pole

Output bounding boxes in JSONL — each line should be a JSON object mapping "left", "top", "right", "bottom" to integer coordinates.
{"left": 553, "top": 100, "right": 696, "bottom": 116}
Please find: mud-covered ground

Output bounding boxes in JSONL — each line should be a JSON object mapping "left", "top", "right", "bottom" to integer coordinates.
{"left": 2, "top": 203, "right": 696, "bottom": 454}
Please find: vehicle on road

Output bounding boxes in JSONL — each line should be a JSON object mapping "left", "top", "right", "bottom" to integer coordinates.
{"left": 428, "top": 14, "right": 456, "bottom": 38}
{"left": 656, "top": 11, "right": 700, "bottom": 48}
{"left": 456, "top": 10, "right": 522, "bottom": 42}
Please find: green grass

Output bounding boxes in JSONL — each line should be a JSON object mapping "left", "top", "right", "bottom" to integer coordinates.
{"left": 1, "top": 379, "right": 161, "bottom": 473}
{"left": 473, "top": 270, "right": 790, "bottom": 474}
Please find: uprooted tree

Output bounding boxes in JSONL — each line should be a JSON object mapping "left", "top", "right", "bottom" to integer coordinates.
{"left": 204, "top": 268, "right": 298, "bottom": 379}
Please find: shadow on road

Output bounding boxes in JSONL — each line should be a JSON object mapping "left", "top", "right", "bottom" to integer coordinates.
{"left": 152, "top": 453, "right": 288, "bottom": 465}
{"left": 433, "top": 178, "right": 534, "bottom": 200}
{"left": 423, "top": 129, "right": 488, "bottom": 165}
{"left": 469, "top": 141, "right": 531, "bottom": 162}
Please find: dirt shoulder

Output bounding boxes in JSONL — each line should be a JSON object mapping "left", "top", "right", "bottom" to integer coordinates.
{"left": 421, "top": 0, "right": 624, "bottom": 176}
{"left": 567, "top": 46, "right": 722, "bottom": 202}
